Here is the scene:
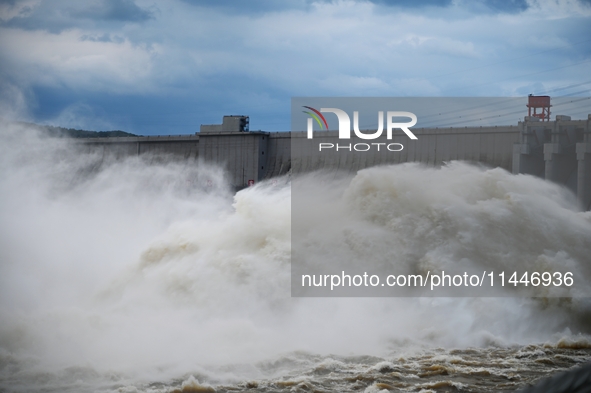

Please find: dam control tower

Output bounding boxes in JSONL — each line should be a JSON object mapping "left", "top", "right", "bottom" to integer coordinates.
{"left": 199, "top": 115, "right": 250, "bottom": 133}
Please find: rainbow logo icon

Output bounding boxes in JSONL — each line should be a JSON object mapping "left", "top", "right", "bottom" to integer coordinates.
{"left": 302, "top": 106, "right": 329, "bottom": 130}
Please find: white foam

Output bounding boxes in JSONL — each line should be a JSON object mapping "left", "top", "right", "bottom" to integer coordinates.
{"left": 1, "top": 122, "right": 591, "bottom": 388}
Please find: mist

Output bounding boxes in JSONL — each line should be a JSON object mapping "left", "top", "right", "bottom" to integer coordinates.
{"left": 1, "top": 121, "right": 591, "bottom": 391}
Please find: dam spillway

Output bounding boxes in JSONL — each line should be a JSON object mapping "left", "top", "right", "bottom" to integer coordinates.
{"left": 75, "top": 114, "right": 591, "bottom": 210}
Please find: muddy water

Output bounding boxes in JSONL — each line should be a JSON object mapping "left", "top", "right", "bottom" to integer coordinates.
{"left": 2, "top": 123, "right": 591, "bottom": 393}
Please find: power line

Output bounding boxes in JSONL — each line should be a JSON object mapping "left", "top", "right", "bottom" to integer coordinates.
{"left": 532, "top": 80, "right": 591, "bottom": 95}
{"left": 424, "top": 38, "right": 591, "bottom": 82}
{"left": 446, "top": 59, "right": 591, "bottom": 94}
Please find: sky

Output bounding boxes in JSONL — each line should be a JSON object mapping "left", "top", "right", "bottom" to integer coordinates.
{"left": 0, "top": 0, "right": 590, "bottom": 135}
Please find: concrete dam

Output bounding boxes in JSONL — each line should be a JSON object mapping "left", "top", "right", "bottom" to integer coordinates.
{"left": 76, "top": 113, "right": 591, "bottom": 210}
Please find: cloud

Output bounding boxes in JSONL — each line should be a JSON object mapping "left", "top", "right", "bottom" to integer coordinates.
{"left": 483, "top": 0, "right": 529, "bottom": 12}
{"left": 526, "top": 0, "right": 591, "bottom": 18}
{"left": 0, "top": 0, "right": 589, "bottom": 134}
{"left": 178, "top": 0, "right": 307, "bottom": 14}
{"left": 450, "top": 0, "right": 529, "bottom": 14}
{"left": 0, "top": 0, "right": 154, "bottom": 33}
{"left": 0, "top": 0, "right": 37, "bottom": 22}
{"left": 0, "top": 28, "right": 158, "bottom": 92}
{"left": 387, "top": 34, "right": 480, "bottom": 58}
{"left": 319, "top": 74, "right": 392, "bottom": 94}
{"left": 181, "top": 0, "right": 530, "bottom": 14}
{"left": 80, "top": 32, "right": 125, "bottom": 43}
{"left": 369, "top": 0, "right": 453, "bottom": 8}
{"left": 178, "top": 0, "right": 529, "bottom": 15}
{"left": 71, "top": 0, "right": 154, "bottom": 22}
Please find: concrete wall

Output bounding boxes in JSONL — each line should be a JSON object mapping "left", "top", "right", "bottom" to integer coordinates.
{"left": 74, "top": 115, "right": 591, "bottom": 209}
{"left": 264, "top": 132, "right": 291, "bottom": 179}
{"left": 76, "top": 135, "right": 200, "bottom": 162}
{"left": 513, "top": 115, "right": 591, "bottom": 209}
{"left": 291, "top": 125, "right": 520, "bottom": 176}
{"left": 198, "top": 131, "right": 269, "bottom": 188}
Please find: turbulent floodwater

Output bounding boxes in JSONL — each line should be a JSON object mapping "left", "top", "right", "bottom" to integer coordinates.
{"left": 3, "top": 342, "right": 591, "bottom": 392}
{"left": 1, "top": 122, "right": 591, "bottom": 393}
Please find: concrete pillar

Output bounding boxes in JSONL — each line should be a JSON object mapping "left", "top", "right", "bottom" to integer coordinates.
{"left": 544, "top": 143, "right": 563, "bottom": 183}
{"left": 577, "top": 143, "right": 591, "bottom": 210}
{"left": 576, "top": 115, "right": 591, "bottom": 210}
{"left": 513, "top": 118, "right": 545, "bottom": 177}
{"left": 543, "top": 116, "right": 577, "bottom": 194}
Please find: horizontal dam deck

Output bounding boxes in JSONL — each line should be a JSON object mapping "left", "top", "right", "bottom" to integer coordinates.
{"left": 75, "top": 115, "right": 591, "bottom": 209}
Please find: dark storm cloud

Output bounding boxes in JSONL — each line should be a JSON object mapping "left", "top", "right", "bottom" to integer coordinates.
{"left": 358, "top": 0, "right": 530, "bottom": 13}
{"left": 71, "top": 0, "right": 154, "bottom": 22}
{"left": 1, "top": 0, "right": 589, "bottom": 134}
{"left": 366, "top": 0, "right": 453, "bottom": 7}
{"left": 481, "top": 0, "right": 529, "bottom": 12}
{"left": 178, "top": 0, "right": 307, "bottom": 14}
{"left": 180, "top": 0, "right": 589, "bottom": 19}
{"left": 370, "top": 0, "right": 529, "bottom": 13}
{"left": 179, "top": 0, "right": 527, "bottom": 15}
{"left": 178, "top": 0, "right": 455, "bottom": 14}
{"left": 0, "top": 0, "right": 154, "bottom": 33}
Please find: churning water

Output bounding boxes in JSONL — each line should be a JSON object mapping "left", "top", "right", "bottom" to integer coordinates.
{"left": 1, "top": 122, "right": 590, "bottom": 392}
